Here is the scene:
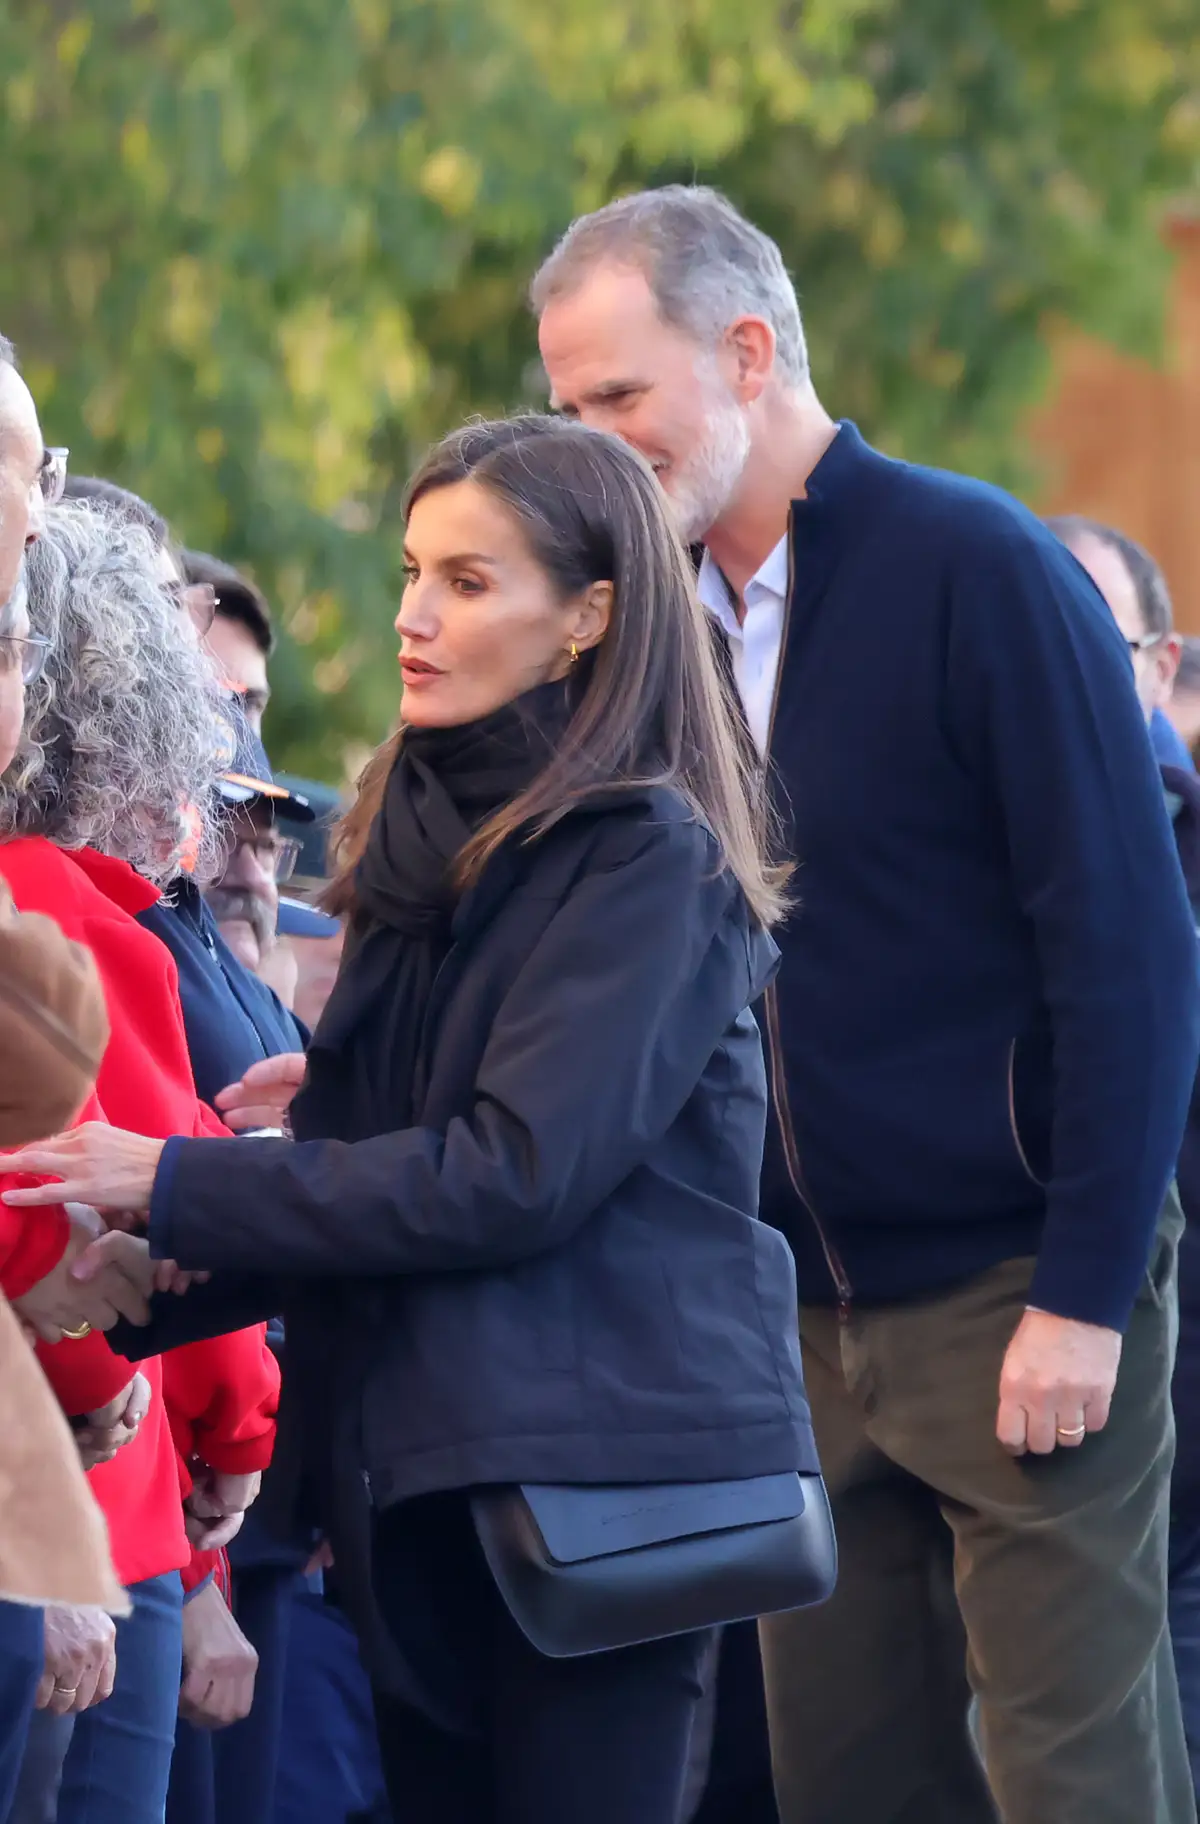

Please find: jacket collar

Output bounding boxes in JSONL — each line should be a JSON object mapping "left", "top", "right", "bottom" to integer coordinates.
{"left": 65, "top": 846, "right": 161, "bottom": 916}
{"left": 771, "top": 421, "right": 883, "bottom": 633}
{"left": 790, "top": 421, "right": 893, "bottom": 533}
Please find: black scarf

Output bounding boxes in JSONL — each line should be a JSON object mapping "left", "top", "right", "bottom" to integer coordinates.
{"left": 293, "top": 676, "right": 576, "bottom": 1148}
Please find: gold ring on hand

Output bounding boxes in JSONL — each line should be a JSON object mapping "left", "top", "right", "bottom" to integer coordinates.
{"left": 60, "top": 1321, "right": 92, "bottom": 1341}
{"left": 1056, "top": 1423, "right": 1086, "bottom": 1439}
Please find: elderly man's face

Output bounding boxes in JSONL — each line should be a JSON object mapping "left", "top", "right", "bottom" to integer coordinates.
{"left": 1068, "top": 530, "right": 1180, "bottom": 723}
{"left": 206, "top": 801, "right": 289, "bottom": 973}
{"left": 0, "top": 365, "right": 46, "bottom": 612}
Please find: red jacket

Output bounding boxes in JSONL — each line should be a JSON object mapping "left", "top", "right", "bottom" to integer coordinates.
{"left": 0, "top": 839, "right": 278, "bottom": 1587}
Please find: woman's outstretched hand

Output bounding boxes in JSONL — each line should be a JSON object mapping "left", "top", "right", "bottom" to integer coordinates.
{"left": 1, "top": 1123, "right": 165, "bottom": 1216}
{"left": 215, "top": 1053, "right": 307, "bottom": 1132}
{"left": 68, "top": 1229, "right": 209, "bottom": 1298}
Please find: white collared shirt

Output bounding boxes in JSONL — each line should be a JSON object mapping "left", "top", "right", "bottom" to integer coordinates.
{"left": 697, "top": 537, "right": 788, "bottom": 755}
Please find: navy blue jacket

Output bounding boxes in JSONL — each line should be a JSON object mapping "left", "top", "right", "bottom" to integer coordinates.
{"left": 122, "top": 790, "right": 817, "bottom": 1512}
{"left": 760, "top": 424, "right": 1200, "bottom": 1331}
{"left": 137, "top": 878, "right": 304, "bottom": 1108}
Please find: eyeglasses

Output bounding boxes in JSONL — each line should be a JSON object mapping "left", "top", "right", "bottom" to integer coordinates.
{"left": 0, "top": 635, "right": 50, "bottom": 684}
{"left": 230, "top": 832, "right": 301, "bottom": 882}
{"left": 1127, "top": 632, "right": 1165, "bottom": 655}
{"left": 37, "top": 449, "right": 69, "bottom": 507}
{"left": 165, "top": 581, "right": 217, "bottom": 638}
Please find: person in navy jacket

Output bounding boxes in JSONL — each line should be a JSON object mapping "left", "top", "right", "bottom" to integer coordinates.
{"left": 144, "top": 710, "right": 311, "bottom": 1104}
{"left": 142, "top": 728, "right": 308, "bottom": 1824}
{"left": 533, "top": 186, "right": 1200, "bottom": 1824}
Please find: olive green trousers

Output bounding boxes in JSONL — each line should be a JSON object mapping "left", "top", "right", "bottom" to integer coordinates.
{"left": 761, "top": 1209, "right": 1194, "bottom": 1824}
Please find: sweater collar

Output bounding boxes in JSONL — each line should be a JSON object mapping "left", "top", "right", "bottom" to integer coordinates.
{"left": 791, "top": 421, "right": 886, "bottom": 525}
{"left": 776, "top": 421, "right": 882, "bottom": 618}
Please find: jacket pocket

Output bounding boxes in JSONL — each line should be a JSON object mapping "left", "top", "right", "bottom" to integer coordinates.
{"left": 1007, "top": 1027, "right": 1052, "bottom": 1188}
{"left": 1140, "top": 1187, "right": 1184, "bottom": 1312}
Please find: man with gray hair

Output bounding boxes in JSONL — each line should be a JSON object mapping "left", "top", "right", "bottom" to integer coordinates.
{"left": 0, "top": 336, "right": 65, "bottom": 618}
{"left": 536, "top": 188, "right": 1200, "bottom": 1823}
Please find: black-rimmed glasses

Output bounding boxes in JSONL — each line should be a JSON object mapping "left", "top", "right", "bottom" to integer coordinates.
{"left": 230, "top": 832, "right": 301, "bottom": 883}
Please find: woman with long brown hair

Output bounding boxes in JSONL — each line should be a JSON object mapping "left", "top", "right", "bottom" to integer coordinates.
{"left": 5, "top": 415, "right": 823, "bottom": 1823}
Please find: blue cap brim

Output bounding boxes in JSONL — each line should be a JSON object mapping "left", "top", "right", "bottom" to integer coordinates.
{"left": 219, "top": 775, "right": 316, "bottom": 822}
{"left": 276, "top": 896, "right": 340, "bottom": 939}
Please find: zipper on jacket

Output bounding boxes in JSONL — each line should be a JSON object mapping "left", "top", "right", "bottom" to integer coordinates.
{"left": 195, "top": 897, "right": 271, "bottom": 1062}
{"left": 762, "top": 513, "right": 854, "bottom": 1321}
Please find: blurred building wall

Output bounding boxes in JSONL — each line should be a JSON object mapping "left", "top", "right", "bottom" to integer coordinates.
{"left": 1030, "top": 210, "right": 1200, "bottom": 632}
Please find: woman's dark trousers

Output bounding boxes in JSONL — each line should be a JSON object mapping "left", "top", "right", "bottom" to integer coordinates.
{"left": 370, "top": 1491, "right": 713, "bottom": 1824}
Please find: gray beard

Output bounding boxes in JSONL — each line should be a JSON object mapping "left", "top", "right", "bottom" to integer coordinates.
{"left": 204, "top": 886, "right": 275, "bottom": 956}
{"left": 669, "top": 396, "right": 752, "bottom": 545}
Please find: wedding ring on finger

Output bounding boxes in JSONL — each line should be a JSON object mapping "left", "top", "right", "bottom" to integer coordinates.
{"left": 1056, "top": 1422, "right": 1086, "bottom": 1440}
{"left": 53, "top": 1684, "right": 78, "bottom": 1697}
{"left": 60, "top": 1321, "right": 92, "bottom": 1341}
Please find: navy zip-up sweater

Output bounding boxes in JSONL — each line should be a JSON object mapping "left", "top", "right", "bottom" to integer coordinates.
{"left": 760, "top": 424, "right": 1200, "bottom": 1331}
{"left": 137, "top": 877, "right": 304, "bottom": 1107}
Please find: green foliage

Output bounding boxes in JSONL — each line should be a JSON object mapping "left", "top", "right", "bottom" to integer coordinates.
{"left": 2, "top": 0, "right": 1197, "bottom": 779}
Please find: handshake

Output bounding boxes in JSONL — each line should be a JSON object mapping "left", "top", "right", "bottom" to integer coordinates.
{"left": 12, "top": 1202, "right": 202, "bottom": 1346}
{"left": 2, "top": 1052, "right": 307, "bottom": 1345}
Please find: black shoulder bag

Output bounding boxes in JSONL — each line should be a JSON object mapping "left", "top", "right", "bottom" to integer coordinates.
{"left": 470, "top": 1470, "right": 836, "bottom": 1659}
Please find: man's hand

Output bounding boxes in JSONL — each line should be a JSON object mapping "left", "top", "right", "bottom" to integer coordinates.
{"left": 184, "top": 1469, "right": 262, "bottom": 1551}
{"left": 37, "top": 1605, "right": 117, "bottom": 1716}
{"left": 996, "top": 1307, "right": 1123, "bottom": 1456}
{"left": 12, "top": 1208, "right": 153, "bottom": 1343}
{"left": 74, "top": 1372, "right": 151, "bottom": 1471}
{"left": 179, "top": 1581, "right": 258, "bottom": 1728}
{"left": 215, "top": 1054, "right": 306, "bottom": 1132}
{"left": 1, "top": 1123, "right": 165, "bottom": 1217}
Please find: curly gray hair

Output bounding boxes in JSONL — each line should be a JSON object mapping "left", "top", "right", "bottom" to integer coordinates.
{"left": 0, "top": 501, "right": 226, "bottom": 883}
